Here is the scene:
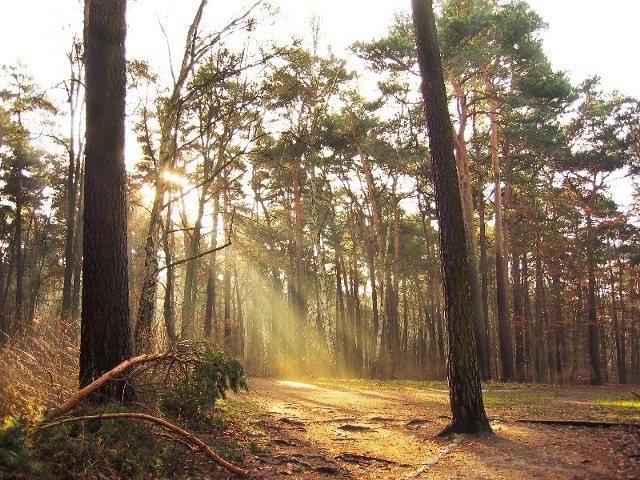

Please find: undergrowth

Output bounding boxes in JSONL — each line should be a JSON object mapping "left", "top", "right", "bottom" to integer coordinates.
{"left": 0, "top": 319, "right": 78, "bottom": 419}
{"left": 0, "top": 342, "right": 250, "bottom": 479}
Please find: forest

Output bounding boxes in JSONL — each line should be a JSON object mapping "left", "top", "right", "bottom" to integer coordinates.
{"left": 1, "top": 0, "right": 639, "bottom": 478}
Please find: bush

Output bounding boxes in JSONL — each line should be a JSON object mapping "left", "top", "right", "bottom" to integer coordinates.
{"left": 160, "top": 347, "right": 248, "bottom": 426}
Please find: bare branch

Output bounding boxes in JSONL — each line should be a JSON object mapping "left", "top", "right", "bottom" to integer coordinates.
{"left": 43, "top": 352, "right": 175, "bottom": 421}
{"left": 158, "top": 241, "right": 232, "bottom": 273}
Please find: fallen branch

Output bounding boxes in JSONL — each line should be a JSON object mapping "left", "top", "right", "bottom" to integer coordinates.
{"left": 498, "top": 418, "right": 640, "bottom": 428}
{"left": 43, "top": 352, "right": 175, "bottom": 421}
{"left": 35, "top": 412, "right": 247, "bottom": 476}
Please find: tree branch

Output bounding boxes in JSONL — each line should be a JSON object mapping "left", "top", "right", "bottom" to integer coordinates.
{"left": 36, "top": 412, "right": 247, "bottom": 476}
{"left": 43, "top": 352, "right": 175, "bottom": 421}
{"left": 157, "top": 241, "right": 232, "bottom": 273}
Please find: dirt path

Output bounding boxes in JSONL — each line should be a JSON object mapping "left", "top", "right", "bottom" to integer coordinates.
{"left": 231, "top": 378, "right": 640, "bottom": 479}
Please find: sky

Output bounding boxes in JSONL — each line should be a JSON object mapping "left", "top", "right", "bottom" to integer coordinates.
{"left": 0, "top": 0, "right": 638, "bottom": 207}
{"left": 0, "top": 0, "right": 638, "bottom": 98}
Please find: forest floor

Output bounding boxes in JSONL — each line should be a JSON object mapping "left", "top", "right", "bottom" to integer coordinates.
{"left": 217, "top": 377, "right": 640, "bottom": 480}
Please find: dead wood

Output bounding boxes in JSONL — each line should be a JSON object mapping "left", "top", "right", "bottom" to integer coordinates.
{"left": 35, "top": 412, "right": 247, "bottom": 476}
{"left": 273, "top": 438, "right": 299, "bottom": 446}
{"left": 315, "top": 465, "right": 341, "bottom": 475}
{"left": 631, "top": 391, "right": 640, "bottom": 399}
{"left": 369, "top": 416, "right": 395, "bottom": 422}
{"left": 402, "top": 434, "right": 466, "bottom": 479}
{"left": 43, "top": 352, "right": 175, "bottom": 421}
{"left": 307, "top": 416, "right": 357, "bottom": 424}
{"left": 259, "top": 454, "right": 313, "bottom": 469}
{"left": 500, "top": 418, "right": 640, "bottom": 428}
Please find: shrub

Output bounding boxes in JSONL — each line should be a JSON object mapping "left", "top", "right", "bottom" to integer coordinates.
{"left": 160, "top": 347, "right": 248, "bottom": 426}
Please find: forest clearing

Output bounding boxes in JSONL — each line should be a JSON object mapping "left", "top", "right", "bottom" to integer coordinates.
{"left": 2, "top": 0, "right": 640, "bottom": 478}
{"left": 233, "top": 377, "right": 640, "bottom": 479}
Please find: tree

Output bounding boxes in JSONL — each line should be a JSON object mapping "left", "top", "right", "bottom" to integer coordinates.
{"left": 133, "top": 0, "right": 261, "bottom": 353}
{"left": 411, "top": 0, "right": 491, "bottom": 434}
{"left": 79, "top": 0, "right": 134, "bottom": 401}
{"left": 0, "top": 65, "right": 54, "bottom": 333}
{"left": 60, "top": 38, "right": 85, "bottom": 322}
{"left": 560, "top": 78, "right": 636, "bottom": 385}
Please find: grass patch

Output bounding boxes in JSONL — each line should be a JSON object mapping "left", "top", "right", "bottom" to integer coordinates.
{"left": 481, "top": 391, "right": 557, "bottom": 407}
{"left": 592, "top": 393, "right": 640, "bottom": 421}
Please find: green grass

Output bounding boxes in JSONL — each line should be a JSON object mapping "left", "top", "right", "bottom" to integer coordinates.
{"left": 482, "top": 391, "right": 557, "bottom": 407}
{"left": 592, "top": 393, "right": 640, "bottom": 421}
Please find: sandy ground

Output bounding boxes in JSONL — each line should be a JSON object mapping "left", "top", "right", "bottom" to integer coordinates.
{"left": 222, "top": 378, "right": 640, "bottom": 479}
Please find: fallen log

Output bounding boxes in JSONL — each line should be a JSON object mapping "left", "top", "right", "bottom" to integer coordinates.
{"left": 496, "top": 418, "right": 640, "bottom": 428}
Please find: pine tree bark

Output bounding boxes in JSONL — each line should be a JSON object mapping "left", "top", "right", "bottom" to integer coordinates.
{"left": 412, "top": 0, "right": 491, "bottom": 434}
{"left": 80, "top": 0, "right": 134, "bottom": 401}
{"left": 449, "top": 71, "right": 490, "bottom": 381}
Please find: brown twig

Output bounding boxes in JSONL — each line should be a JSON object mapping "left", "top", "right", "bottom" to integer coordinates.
{"left": 35, "top": 412, "right": 247, "bottom": 476}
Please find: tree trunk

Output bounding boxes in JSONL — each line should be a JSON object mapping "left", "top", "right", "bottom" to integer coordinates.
{"left": 585, "top": 210, "right": 602, "bottom": 385}
{"left": 310, "top": 167, "right": 334, "bottom": 367}
{"left": 473, "top": 115, "right": 491, "bottom": 379}
{"left": 449, "top": 71, "right": 490, "bottom": 381}
{"left": 204, "top": 191, "right": 220, "bottom": 340}
{"left": 412, "top": 0, "right": 490, "bottom": 434}
{"left": 616, "top": 257, "right": 627, "bottom": 384}
{"left": 14, "top": 186, "right": 24, "bottom": 331}
{"left": 534, "top": 228, "right": 547, "bottom": 383}
{"left": 550, "top": 269, "right": 564, "bottom": 381}
{"left": 347, "top": 204, "right": 363, "bottom": 375}
{"left": 388, "top": 195, "right": 402, "bottom": 377}
{"left": 134, "top": 0, "right": 208, "bottom": 354}
{"left": 162, "top": 194, "right": 176, "bottom": 344}
{"left": 512, "top": 239, "right": 526, "bottom": 382}
{"left": 80, "top": 0, "right": 133, "bottom": 401}
{"left": 291, "top": 154, "right": 305, "bottom": 313}
{"left": 223, "top": 188, "right": 233, "bottom": 350}
{"left": 181, "top": 176, "right": 208, "bottom": 339}
{"left": 485, "top": 74, "right": 514, "bottom": 382}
